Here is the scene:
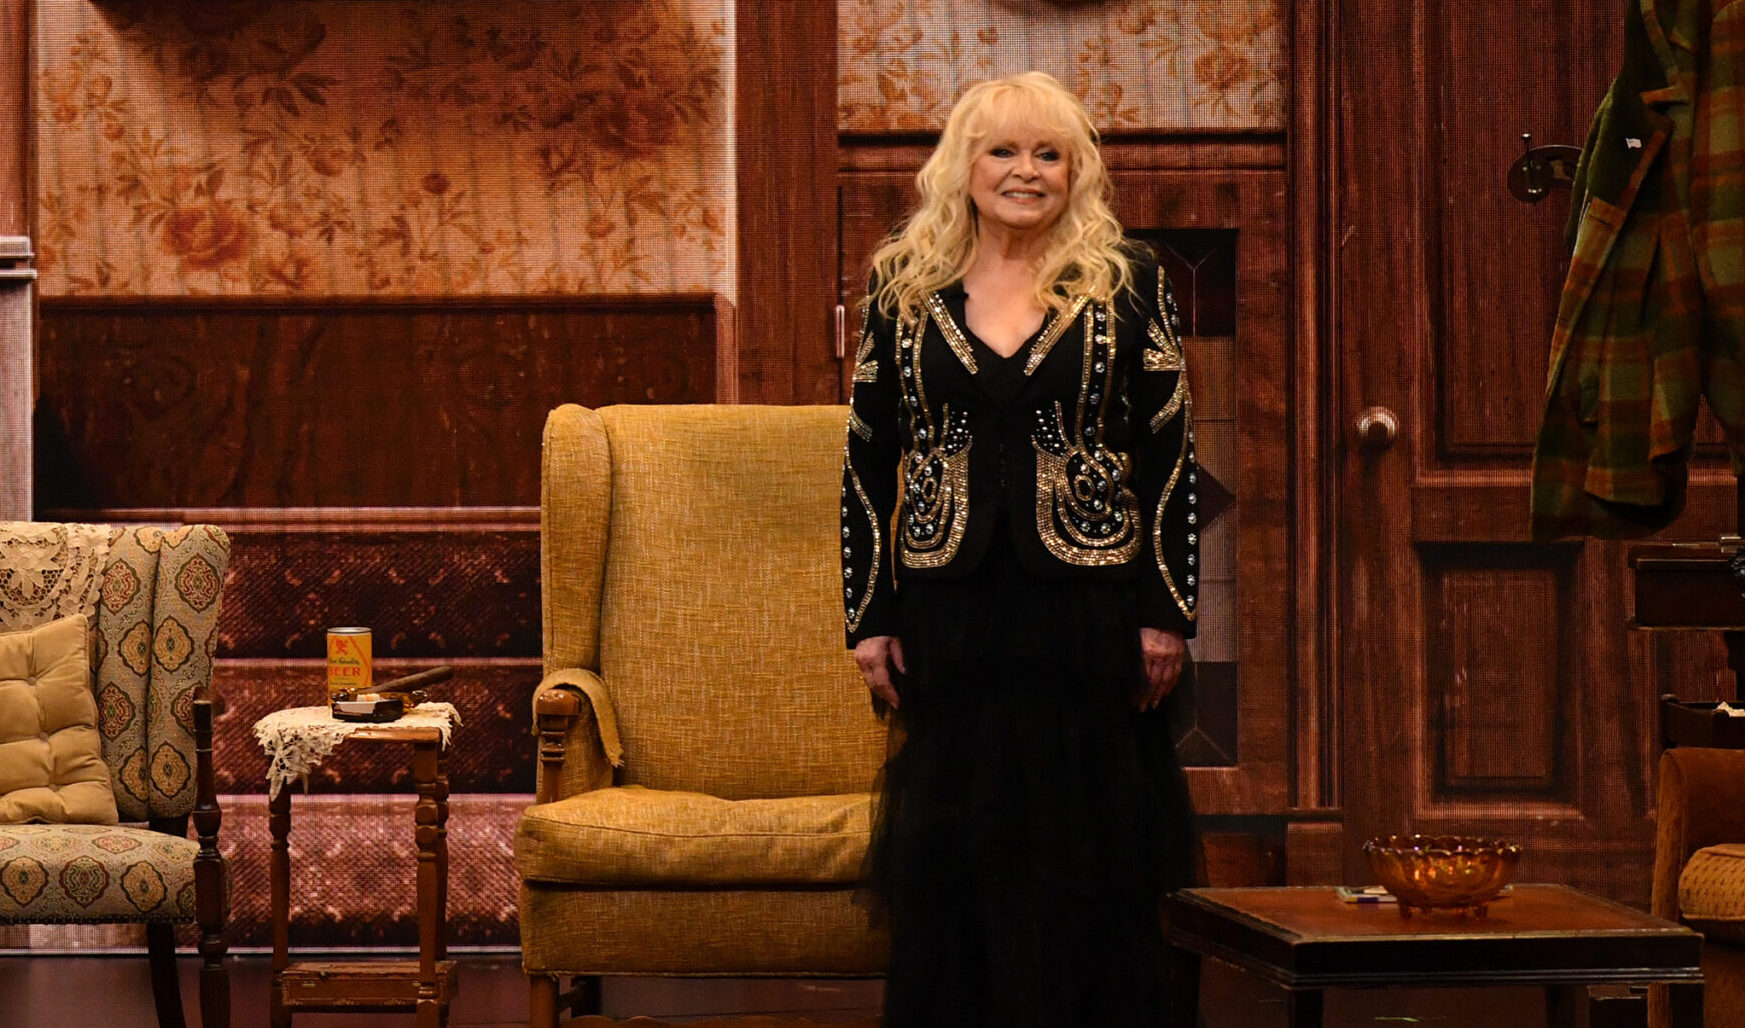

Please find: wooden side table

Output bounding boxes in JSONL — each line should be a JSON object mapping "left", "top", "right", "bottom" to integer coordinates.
{"left": 268, "top": 723, "right": 456, "bottom": 1028}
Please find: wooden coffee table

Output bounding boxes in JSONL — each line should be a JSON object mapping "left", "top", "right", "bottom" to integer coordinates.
{"left": 1166, "top": 885, "right": 1703, "bottom": 1027}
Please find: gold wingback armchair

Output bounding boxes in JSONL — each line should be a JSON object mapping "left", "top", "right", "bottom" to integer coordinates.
{"left": 516, "top": 404, "right": 889, "bottom": 1024}
{"left": 0, "top": 522, "right": 231, "bottom": 1028}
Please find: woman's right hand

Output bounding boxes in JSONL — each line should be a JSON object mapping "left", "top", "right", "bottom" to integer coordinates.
{"left": 853, "top": 635, "right": 906, "bottom": 711}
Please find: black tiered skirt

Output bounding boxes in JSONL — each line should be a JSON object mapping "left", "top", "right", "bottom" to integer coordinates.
{"left": 864, "top": 535, "right": 1199, "bottom": 1028}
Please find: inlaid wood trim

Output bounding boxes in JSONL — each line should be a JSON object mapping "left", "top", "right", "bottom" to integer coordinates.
{"left": 839, "top": 136, "right": 1286, "bottom": 174}
{"left": 1291, "top": 0, "right": 1339, "bottom": 816}
{"left": 41, "top": 507, "right": 540, "bottom": 531}
{"left": 39, "top": 293, "right": 717, "bottom": 312}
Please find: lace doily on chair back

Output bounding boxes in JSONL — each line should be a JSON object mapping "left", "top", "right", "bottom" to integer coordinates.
{"left": 0, "top": 522, "right": 114, "bottom": 634}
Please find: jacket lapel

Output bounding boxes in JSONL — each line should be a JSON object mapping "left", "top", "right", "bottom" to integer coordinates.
{"left": 1011, "top": 296, "right": 1096, "bottom": 408}
{"left": 1543, "top": 97, "right": 1671, "bottom": 394}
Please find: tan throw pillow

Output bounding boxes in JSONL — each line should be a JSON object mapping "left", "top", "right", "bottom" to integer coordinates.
{"left": 0, "top": 614, "right": 118, "bottom": 824}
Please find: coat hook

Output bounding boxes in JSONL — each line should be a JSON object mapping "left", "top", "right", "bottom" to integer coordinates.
{"left": 1508, "top": 132, "right": 1583, "bottom": 203}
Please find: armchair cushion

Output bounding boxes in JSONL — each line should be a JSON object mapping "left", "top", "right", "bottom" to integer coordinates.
{"left": 1679, "top": 843, "right": 1745, "bottom": 944}
{"left": 0, "top": 615, "right": 117, "bottom": 824}
{"left": 515, "top": 786, "right": 870, "bottom": 887}
{"left": 0, "top": 823, "right": 201, "bottom": 922}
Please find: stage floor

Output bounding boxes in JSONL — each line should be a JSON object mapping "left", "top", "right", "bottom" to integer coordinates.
{"left": 0, "top": 951, "right": 1560, "bottom": 1026}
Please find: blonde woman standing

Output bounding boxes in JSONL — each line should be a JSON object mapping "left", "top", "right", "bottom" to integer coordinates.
{"left": 841, "top": 72, "right": 1202, "bottom": 1026}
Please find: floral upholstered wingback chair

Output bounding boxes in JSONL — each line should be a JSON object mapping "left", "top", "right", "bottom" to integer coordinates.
{"left": 0, "top": 522, "right": 231, "bottom": 1028}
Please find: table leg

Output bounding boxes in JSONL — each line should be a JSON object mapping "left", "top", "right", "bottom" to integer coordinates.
{"left": 1285, "top": 988, "right": 1323, "bottom": 1028}
{"left": 1666, "top": 981, "right": 1704, "bottom": 1028}
{"left": 436, "top": 742, "right": 450, "bottom": 962}
{"left": 414, "top": 741, "right": 442, "bottom": 1028}
{"left": 1545, "top": 984, "right": 1584, "bottom": 1028}
{"left": 269, "top": 786, "right": 292, "bottom": 1028}
{"left": 1164, "top": 943, "right": 1200, "bottom": 1028}
{"left": 1725, "top": 630, "right": 1745, "bottom": 701}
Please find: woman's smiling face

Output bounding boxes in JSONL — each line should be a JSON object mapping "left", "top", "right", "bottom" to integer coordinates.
{"left": 967, "top": 126, "right": 1071, "bottom": 237}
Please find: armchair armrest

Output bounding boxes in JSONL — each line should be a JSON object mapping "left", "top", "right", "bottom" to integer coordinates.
{"left": 533, "top": 668, "right": 623, "bottom": 804}
{"left": 1654, "top": 748, "right": 1745, "bottom": 920}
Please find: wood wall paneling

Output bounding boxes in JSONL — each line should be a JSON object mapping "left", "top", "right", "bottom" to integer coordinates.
{"left": 836, "top": 136, "right": 1288, "bottom": 175}
{"left": 1, "top": 0, "right": 27, "bottom": 236}
{"left": 1291, "top": 0, "right": 1339, "bottom": 819}
{"left": 0, "top": 267, "right": 30, "bottom": 521}
{"left": 735, "top": 1, "right": 838, "bottom": 404}
{"left": 1425, "top": 551, "right": 1574, "bottom": 796}
{"left": 1284, "top": 820, "right": 1346, "bottom": 885}
{"left": 36, "top": 297, "right": 718, "bottom": 509}
{"left": 1151, "top": 171, "right": 1292, "bottom": 817}
{"left": 836, "top": 173, "right": 916, "bottom": 399}
{"left": 1648, "top": 630, "right": 1735, "bottom": 704}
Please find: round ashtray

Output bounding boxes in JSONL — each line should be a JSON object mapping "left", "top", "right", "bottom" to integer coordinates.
{"left": 1362, "top": 834, "right": 1522, "bottom": 918}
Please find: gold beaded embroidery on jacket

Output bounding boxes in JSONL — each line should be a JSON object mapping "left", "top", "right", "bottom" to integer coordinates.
{"left": 1143, "top": 267, "right": 1185, "bottom": 372}
{"left": 848, "top": 410, "right": 873, "bottom": 441}
{"left": 897, "top": 308, "right": 973, "bottom": 568}
{"left": 1023, "top": 294, "right": 1091, "bottom": 375}
{"left": 851, "top": 301, "right": 879, "bottom": 384}
{"left": 1150, "top": 373, "right": 1191, "bottom": 434}
{"left": 1143, "top": 318, "right": 1184, "bottom": 372}
{"left": 844, "top": 460, "right": 882, "bottom": 632}
{"left": 1152, "top": 406, "right": 1199, "bottom": 622}
{"left": 924, "top": 292, "right": 979, "bottom": 375}
{"left": 1030, "top": 302, "right": 1141, "bottom": 566}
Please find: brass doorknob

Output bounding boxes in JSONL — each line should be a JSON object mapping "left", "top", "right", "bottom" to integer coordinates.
{"left": 1355, "top": 406, "right": 1399, "bottom": 453}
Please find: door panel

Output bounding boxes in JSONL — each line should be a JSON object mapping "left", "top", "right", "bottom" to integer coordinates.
{"left": 1424, "top": 549, "right": 1576, "bottom": 798}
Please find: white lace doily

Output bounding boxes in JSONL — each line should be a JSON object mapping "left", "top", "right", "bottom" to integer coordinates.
{"left": 253, "top": 703, "right": 462, "bottom": 799}
{"left": 0, "top": 522, "right": 112, "bottom": 633}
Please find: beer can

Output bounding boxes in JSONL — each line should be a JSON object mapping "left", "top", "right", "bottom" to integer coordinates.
{"left": 327, "top": 627, "right": 372, "bottom": 699}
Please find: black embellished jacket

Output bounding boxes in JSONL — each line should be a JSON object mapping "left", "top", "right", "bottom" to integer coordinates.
{"left": 841, "top": 259, "right": 1200, "bottom": 647}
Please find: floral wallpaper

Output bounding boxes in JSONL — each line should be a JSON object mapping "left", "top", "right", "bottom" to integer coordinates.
{"left": 839, "top": 0, "right": 1286, "bottom": 133}
{"left": 35, "top": 0, "right": 730, "bottom": 297}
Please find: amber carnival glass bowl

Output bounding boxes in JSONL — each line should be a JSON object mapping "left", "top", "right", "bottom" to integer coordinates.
{"left": 1362, "top": 834, "right": 1523, "bottom": 918}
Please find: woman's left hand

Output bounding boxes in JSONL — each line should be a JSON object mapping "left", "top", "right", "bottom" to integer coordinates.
{"left": 1136, "top": 627, "right": 1186, "bottom": 711}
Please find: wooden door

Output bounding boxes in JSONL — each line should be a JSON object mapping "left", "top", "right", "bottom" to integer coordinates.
{"left": 1330, "top": 0, "right": 1728, "bottom": 905}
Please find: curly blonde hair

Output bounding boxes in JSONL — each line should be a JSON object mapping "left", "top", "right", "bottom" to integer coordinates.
{"left": 869, "top": 72, "right": 1134, "bottom": 323}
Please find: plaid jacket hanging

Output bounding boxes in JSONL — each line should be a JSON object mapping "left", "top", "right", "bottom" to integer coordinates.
{"left": 1530, "top": 0, "right": 1745, "bottom": 540}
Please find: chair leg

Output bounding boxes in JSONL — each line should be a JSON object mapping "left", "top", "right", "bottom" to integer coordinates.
{"left": 146, "top": 923, "right": 188, "bottom": 1028}
{"left": 530, "top": 974, "right": 560, "bottom": 1028}
{"left": 190, "top": 696, "right": 230, "bottom": 1028}
{"left": 567, "top": 975, "right": 603, "bottom": 1016}
{"left": 572, "top": 977, "right": 607, "bottom": 1012}
{"left": 198, "top": 927, "right": 229, "bottom": 1028}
